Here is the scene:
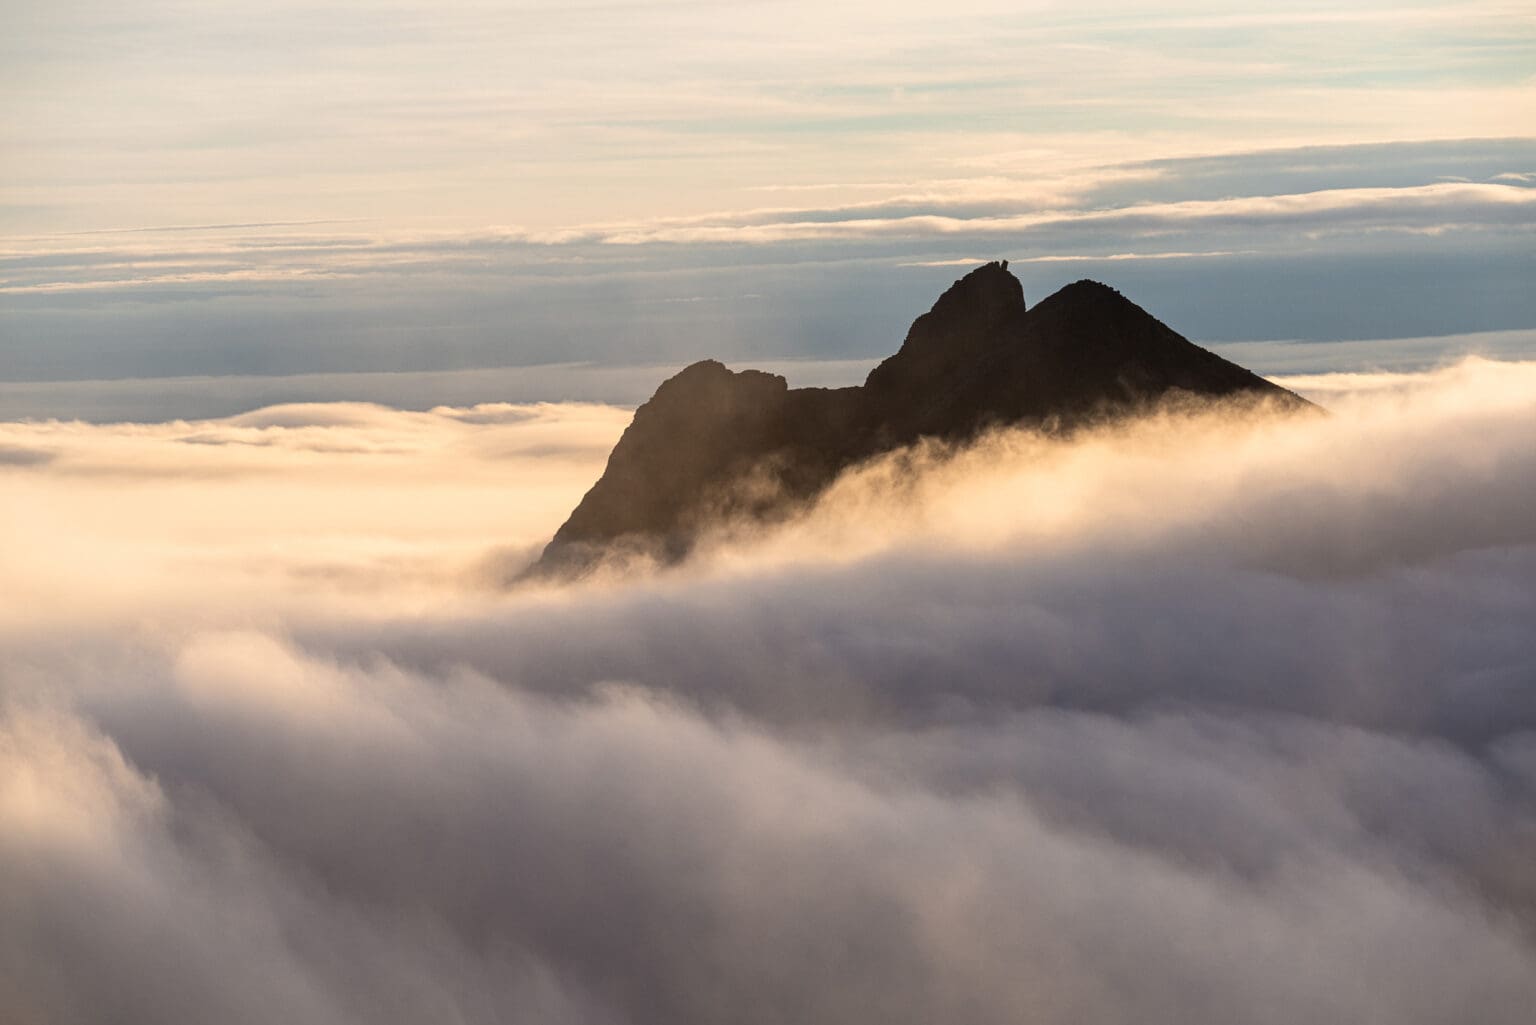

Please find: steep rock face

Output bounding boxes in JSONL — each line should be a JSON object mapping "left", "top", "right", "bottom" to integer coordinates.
{"left": 858, "top": 261, "right": 1029, "bottom": 448}
{"left": 940, "top": 279, "right": 1290, "bottom": 429}
{"left": 535, "top": 361, "right": 795, "bottom": 574}
{"left": 526, "top": 263, "right": 1307, "bottom": 579}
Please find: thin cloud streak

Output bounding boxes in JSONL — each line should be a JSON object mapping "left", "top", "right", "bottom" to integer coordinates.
{"left": 53, "top": 219, "right": 372, "bottom": 237}
{"left": 5, "top": 171, "right": 1532, "bottom": 297}
{"left": 594, "top": 182, "right": 1536, "bottom": 245}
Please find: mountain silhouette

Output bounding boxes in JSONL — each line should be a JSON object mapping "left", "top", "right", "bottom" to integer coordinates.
{"left": 526, "top": 262, "right": 1309, "bottom": 579}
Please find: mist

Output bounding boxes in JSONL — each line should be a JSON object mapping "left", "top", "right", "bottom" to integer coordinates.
{"left": 3, "top": 359, "right": 1535, "bottom": 1024}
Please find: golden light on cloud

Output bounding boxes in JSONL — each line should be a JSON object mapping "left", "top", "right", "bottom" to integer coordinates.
{"left": 0, "top": 402, "right": 629, "bottom": 627}
{"left": 3, "top": 361, "right": 1536, "bottom": 1022}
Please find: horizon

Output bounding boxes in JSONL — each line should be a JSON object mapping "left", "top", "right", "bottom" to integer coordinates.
{"left": 5, "top": 260, "right": 1536, "bottom": 421}
{"left": 4, "top": 2, "right": 1534, "bottom": 420}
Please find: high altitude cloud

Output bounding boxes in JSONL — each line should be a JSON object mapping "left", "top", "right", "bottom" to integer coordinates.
{"left": 2, "top": 358, "right": 1535, "bottom": 1024}
{"left": 7, "top": 0, "right": 1531, "bottom": 235}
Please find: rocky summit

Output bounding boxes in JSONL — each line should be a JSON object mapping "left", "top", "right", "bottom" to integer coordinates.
{"left": 525, "top": 262, "right": 1308, "bottom": 579}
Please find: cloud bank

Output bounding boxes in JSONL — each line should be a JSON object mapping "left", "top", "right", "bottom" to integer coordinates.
{"left": 3, "top": 359, "right": 1536, "bottom": 1024}
{"left": 6, "top": 139, "right": 1534, "bottom": 403}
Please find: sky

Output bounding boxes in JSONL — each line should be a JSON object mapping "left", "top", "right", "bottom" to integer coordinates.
{"left": 2, "top": 0, "right": 1534, "bottom": 417}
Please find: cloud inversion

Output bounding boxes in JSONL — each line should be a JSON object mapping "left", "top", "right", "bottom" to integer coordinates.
{"left": 2, "top": 360, "right": 1535, "bottom": 1024}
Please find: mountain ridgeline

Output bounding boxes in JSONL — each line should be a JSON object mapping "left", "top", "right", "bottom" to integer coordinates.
{"left": 525, "top": 262, "right": 1308, "bottom": 579}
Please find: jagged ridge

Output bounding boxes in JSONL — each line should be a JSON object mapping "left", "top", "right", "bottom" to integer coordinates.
{"left": 526, "top": 262, "right": 1308, "bottom": 579}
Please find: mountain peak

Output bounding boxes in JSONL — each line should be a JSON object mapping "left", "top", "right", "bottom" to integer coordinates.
{"left": 863, "top": 261, "right": 1026, "bottom": 403}
{"left": 658, "top": 357, "right": 781, "bottom": 387}
{"left": 524, "top": 264, "right": 1309, "bottom": 580}
{"left": 1053, "top": 278, "right": 1125, "bottom": 299}
{"left": 535, "top": 358, "right": 792, "bottom": 574}
{"left": 927, "top": 260, "right": 1025, "bottom": 320}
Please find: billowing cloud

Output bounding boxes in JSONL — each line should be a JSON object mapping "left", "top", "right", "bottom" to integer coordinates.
{"left": 3, "top": 358, "right": 1535, "bottom": 1023}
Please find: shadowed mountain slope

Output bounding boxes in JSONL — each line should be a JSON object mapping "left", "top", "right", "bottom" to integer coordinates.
{"left": 526, "top": 262, "right": 1308, "bottom": 579}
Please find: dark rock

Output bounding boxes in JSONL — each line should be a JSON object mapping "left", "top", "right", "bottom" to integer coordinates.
{"left": 524, "top": 263, "right": 1309, "bottom": 580}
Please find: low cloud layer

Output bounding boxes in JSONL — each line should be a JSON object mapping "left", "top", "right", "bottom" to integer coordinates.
{"left": 3, "top": 359, "right": 1536, "bottom": 1023}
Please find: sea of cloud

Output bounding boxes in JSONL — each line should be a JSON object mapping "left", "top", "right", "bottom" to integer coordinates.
{"left": 3, "top": 358, "right": 1535, "bottom": 1024}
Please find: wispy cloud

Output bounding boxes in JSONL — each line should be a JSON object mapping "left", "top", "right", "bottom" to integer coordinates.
{"left": 6, "top": 152, "right": 1533, "bottom": 299}
{"left": 589, "top": 182, "right": 1536, "bottom": 245}
{"left": 4, "top": 142, "right": 1533, "bottom": 390}
{"left": 53, "top": 219, "right": 371, "bottom": 237}
{"left": 5, "top": 1, "right": 1532, "bottom": 236}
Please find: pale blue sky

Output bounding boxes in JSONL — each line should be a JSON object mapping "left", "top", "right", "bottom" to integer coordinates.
{"left": 2, "top": 0, "right": 1533, "bottom": 415}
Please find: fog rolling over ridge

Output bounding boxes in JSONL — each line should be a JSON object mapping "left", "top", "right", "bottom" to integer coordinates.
{"left": 529, "top": 265, "right": 1308, "bottom": 580}
{"left": 4, "top": 353, "right": 1536, "bottom": 1022}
